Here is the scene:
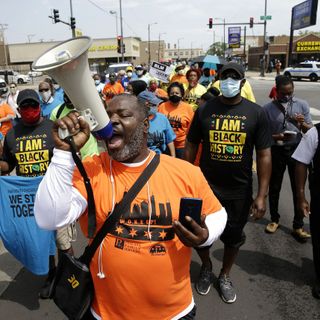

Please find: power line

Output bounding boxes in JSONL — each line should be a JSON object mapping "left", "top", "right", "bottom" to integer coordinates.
{"left": 86, "top": 0, "right": 138, "bottom": 37}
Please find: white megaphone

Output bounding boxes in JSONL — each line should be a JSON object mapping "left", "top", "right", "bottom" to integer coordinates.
{"left": 32, "top": 36, "right": 113, "bottom": 140}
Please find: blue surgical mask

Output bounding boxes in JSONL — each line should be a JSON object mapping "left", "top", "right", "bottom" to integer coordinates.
{"left": 220, "top": 78, "right": 242, "bottom": 98}
{"left": 94, "top": 80, "right": 100, "bottom": 85}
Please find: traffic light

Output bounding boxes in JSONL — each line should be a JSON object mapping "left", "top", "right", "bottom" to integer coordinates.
{"left": 249, "top": 17, "right": 254, "bottom": 28}
{"left": 70, "top": 17, "right": 76, "bottom": 29}
{"left": 209, "top": 18, "right": 213, "bottom": 29}
{"left": 53, "top": 9, "right": 60, "bottom": 23}
{"left": 117, "top": 36, "right": 122, "bottom": 53}
{"left": 122, "top": 43, "right": 126, "bottom": 54}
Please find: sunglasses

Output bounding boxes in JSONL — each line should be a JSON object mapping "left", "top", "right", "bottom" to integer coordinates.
{"left": 39, "top": 88, "right": 50, "bottom": 92}
{"left": 20, "top": 101, "right": 40, "bottom": 108}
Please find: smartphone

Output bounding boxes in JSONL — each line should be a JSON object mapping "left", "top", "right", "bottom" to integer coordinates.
{"left": 283, "top": 130, "right": 297, "bottom": 135}
{"left": 179, "top": 198, "right": 203, "bottom": 230}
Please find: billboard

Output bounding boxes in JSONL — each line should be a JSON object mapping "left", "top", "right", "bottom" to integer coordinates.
{"left": 292, "top": 0, "right": 318, "bottom": 30}
{"left": 228, "top": 27, "right": 241, "bottom": 49}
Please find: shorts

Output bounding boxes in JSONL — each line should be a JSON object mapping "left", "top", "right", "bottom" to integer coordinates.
{"left": 219, "top": 194, "right": 253, "bottom": 249}
{"left": 56, "top": 223, "right": 76, "bottom": 251}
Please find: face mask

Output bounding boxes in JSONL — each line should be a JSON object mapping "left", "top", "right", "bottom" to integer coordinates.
{"left": 53, "top": 84, "right": 60, "bottom": 90}
{"left": 220, "top": 78, "right": 242, "bottom": 98}
{"left": 169, "top": 95, "right": 182, "bottom": 103}
{"left": 177, "top": 70, "right": 184, "bottom": 75}
{"left": 10, "top": 87, "right": 17, "bottom": 95}
{"left": 136, "top": 70, "right": 143, "bottom": 76}
{"left": 149, "top": 84, "right": 157, "bottom": 92}
{"left": 40, "top": 91, "right": 51, "bottom": 103}
{"left": 19, "top": 106, "right": 41, "bottom": 124}
{"left": 94, "top": 80, "right": 100, "bottom": 85}
{"left": 127, "top": 72, "right": 133, "bottom": 77}
{"left": 277, "top": 95, "right": 292, "bottom": 103}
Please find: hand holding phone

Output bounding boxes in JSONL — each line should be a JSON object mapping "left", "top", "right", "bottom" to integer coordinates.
{"left": 178, "top": 198, "right": 202, "bottom": 230}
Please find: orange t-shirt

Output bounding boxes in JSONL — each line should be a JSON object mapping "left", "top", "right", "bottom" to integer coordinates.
{"left": 102, "top": 82, "right": 124, "bottom": 102}
{"left": 0, "top": 103, "right": 14, "bottom": 136}
{"left": 73, "top": 151, "right": 221, "bottom": 320}
{"left": 155, "top": 87, "right": 168, "bottom": 100}
{"left": 158, "top": 101, "right": 194, "bottom": 149}
{"left": 170, "top": 74, "right": 189, "bottom": 85}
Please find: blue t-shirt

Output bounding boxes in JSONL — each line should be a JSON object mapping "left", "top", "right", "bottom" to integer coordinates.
{"left": 54, "top": 87, "right": 65, "bottom": 104}
{"left": 41, "top": 97, "right": 62, "bottom": 119}
{"left": 148, "top": 112, "right": 176, "bottom": 154}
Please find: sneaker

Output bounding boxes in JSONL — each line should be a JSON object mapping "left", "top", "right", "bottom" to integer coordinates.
{"left": 218, "top": 274, "right": 237, "bottom": 303}
{"left": 195, "top": 265, "right": 213, "bottom": 295}
{"left": 291, "top": 228, "right": 311, "bottom": 242}
{"left": 39, "top": 268, "right": 56, "bottom": 299}
{"left": 265, "top": 222, "right": 279, "bottom": 233}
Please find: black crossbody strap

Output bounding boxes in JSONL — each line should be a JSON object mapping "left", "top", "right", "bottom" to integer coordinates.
{"left": 64, "top": 136, "right": 96, "bottom": 238}
{"left": 80, "top": 153, "right": 160, "bottom": 264}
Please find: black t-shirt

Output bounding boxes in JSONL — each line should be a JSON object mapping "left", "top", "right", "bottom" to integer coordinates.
{"left": 187, "top": 97, "right": 271, "bottom": 199}
{"left": 3, "top": 119, "right": 55, "bottom": 177}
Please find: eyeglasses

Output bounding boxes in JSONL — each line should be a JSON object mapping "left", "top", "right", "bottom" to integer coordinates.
{"left": 20, "top": 101, "right": 39, "bottom": 108}
{"left": 39, "top": 88, "right": 50, "bottom": 92}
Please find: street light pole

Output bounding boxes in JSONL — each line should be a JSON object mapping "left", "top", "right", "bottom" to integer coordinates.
{"left": 177, "top": 37, "right": 183, "bottom": 61}
{"left": 0, "top": 24, "right": 8, "bottom": 69}
{"left": 148, "top": 22, "right": 157, "bottom": 65}
{"left": 158, "top": 32, "right": 166, "bottom": 62}
{"left": 261, "top": 0, "right": 267, "bottom": 77}
{"left": 214, "top": 17, "right": 226, "bottom": 57}
{"left": 119, "top": 0, "right": 124, "bottom": 62}
{"left": 69, "top": 0, "right": 76, "bottom": 38}
{"left": 110, "top": 10, "right": 119, "bottom": 63}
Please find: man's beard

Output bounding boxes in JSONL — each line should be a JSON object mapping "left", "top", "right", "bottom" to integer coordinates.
{"left": 108, "top": 122, "right": 145, "bottom": 162}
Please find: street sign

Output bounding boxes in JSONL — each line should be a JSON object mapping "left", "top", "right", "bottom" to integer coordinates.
{"left": 260, "top": 15, "right": 272, "bottom": 20}
{"left": 292, "top": 0, "right": 318, "bottom": 30}
{"left": 228, "top": 27, "right": 241, "bottom": 49}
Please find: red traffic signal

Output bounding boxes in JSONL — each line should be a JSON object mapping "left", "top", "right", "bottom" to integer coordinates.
{"left": 209, "top": 18, "right": 213, "bottom": 29}
{"left": 250, "top": 17, "right": 254, "bottom": 28}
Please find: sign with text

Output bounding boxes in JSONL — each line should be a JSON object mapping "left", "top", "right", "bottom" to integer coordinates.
{"left": 0, "top": 176, "right": 56, "bottom": 275}
{"left": 228, "top": 27, "right": 241, "bottom": 49}
{"left": 296, "top": 40, "right": 320, "bottom": 52}
{"left": 292, "top": 0, "right": 318, "bottom": 30}
{"left": 149, "top": 61, "right": 173, "bottom": 83}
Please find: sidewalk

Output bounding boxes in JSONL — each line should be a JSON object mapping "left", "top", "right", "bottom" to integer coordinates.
{"left": 246, "top": 70, "right": 277, "bottom": 81}
{"left": 0, "top": 240, "right": 23, "bottom": 296}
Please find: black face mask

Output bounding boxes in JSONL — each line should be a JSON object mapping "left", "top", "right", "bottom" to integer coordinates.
{"left": 169, "top": 95, "right": 182, "bottom": 103}
{"left": 277, "top": 95, "right": 293, "bottom": 103}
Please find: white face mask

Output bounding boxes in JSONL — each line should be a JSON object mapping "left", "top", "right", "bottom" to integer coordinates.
{"left": 136, "top": 70, "right": 143, "bottom": 76}
{"left": 10, "top": 87, "right": 17, "bottom": 95}
{"left": 40, "top": 91, "right": 52, "bottom": 103}
{"left": 53, "top": 84, "right": 60, "bottom": 90}
{"left": 94, "top": 80, "right": 100, "bottom": 85}
{"left": 177, "top": 70, "right": 184, "bottom": 75}
{"left": 127, "top": 72, "right": 133, "bottom": 77}
{"left": 220, "top": 78, "right": 242, "bottom": 98}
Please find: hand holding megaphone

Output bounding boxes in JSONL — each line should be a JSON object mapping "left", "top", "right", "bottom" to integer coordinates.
{"left": 53, "top": 112, "right": 91, "bottom": 152}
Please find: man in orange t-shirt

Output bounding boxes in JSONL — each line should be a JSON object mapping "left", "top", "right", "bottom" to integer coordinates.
{"left": 0, "top": 97, "right": 15, "bottom": 136}
{"left": 170, "top": 64, "right": 189, "bottom": 85}
{"left": 35, "top": 94, "right": 227, "bottom": 320}
{"left": 102, "top": 72, "right": 124, "bottom": 104}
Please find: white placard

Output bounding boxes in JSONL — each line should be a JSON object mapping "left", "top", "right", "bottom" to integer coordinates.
{"left": 149, "top": 61, "right": 173, "bottom": 83}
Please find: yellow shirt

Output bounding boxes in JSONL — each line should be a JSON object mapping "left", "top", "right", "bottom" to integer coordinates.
{"left": 183, "top": 83, "right": 207, "bottom": 111}
{"left": 212, "top": 80, "right": 256, "bottom": 103}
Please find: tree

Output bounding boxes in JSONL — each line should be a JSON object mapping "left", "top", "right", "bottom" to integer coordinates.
{"left": 206, "top": 42, "right": 225, "bottom": 56}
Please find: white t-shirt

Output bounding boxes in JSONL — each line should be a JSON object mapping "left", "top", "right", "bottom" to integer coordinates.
{"left": 292, "top": 126, "right": 318, "bottom": 165}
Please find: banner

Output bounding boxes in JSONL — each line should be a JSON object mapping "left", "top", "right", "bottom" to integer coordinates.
{"left": 149, "top": 61, "right": 173, "bottom": 83}
{"left": 228, "top": 27, "right": 241, "bottom": 49}
{"left": 292, "top": 0, "right": 318, "bottom": 30}
{"left": 0, "top": 176, "right": 56, "bottom": 275}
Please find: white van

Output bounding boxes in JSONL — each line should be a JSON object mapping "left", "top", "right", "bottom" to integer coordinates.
{"left": 105, "top": 63, "right": 132, "bottom": 78}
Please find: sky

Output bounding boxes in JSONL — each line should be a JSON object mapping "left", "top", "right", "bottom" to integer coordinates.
{"left": 1, "top": 0, "right": 319, "bottom": 50}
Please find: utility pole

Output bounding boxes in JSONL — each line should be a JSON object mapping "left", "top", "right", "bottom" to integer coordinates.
{"left": 261, "top": 0, "right": 267, "bottom": 77}
{"left": 0, "top": 24, "right": 8, "bottom": 70}
{"left": 119, "top": 0, "right": 124, "bottom": 62}
{"left": 243, "top": 26, "right": 247, "bottom": 63}
{"left": 69, "top": 0, "right": 76, "bottom": 38}
{"left": 288, "top": 8, "right": 294, "bottom": 67}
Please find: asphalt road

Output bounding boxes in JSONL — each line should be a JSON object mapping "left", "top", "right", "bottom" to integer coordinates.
{"left": 1, "top": 75, "right": 320, "bottom": 319}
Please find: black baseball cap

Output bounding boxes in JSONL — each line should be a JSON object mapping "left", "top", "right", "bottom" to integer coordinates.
{"left": 17, "top": 89, "right": 40, "bottom": 106}
{"left": 220, "top": 62, "right": 245, "bottom": 79}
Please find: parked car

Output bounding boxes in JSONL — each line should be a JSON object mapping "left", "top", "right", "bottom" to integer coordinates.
{"left": 105, "top": 63, "right": 132, "bottom": 78}
{"left": 283, "top": 61, "right": 320, "bottom": 82}
{"left": 0, "top": 70, "right": 31, "bottom": 84}
{"left": 0, "top": 78, "right": 8, "bottom": 95}
{"left": 28, "top": 70, "right": 43, "bottom": 77}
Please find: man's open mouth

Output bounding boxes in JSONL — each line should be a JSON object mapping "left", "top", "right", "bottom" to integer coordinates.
{"left": 107, "top": 133, "right": 124, "bottom": 150}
